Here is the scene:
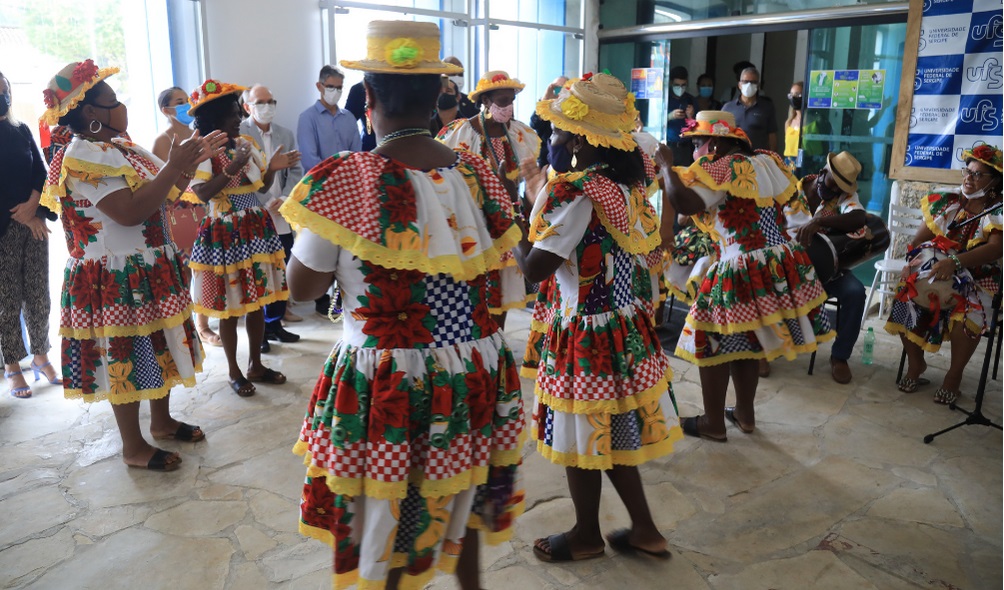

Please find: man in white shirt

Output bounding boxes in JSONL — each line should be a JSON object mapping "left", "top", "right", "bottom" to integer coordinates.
{"left": 241, "top": 84, "right": 305, "bottom": 352}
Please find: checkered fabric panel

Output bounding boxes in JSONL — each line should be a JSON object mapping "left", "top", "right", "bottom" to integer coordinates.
{"left": 302, "top": 154, "right": 385, "bottom": 241}
{"left": 61, "top": 339, "right": 83, "bottom": 389}
{"left": 131, "top": 335, "right": 164, "bottom": 390}
{"left": 392, "top": 485, "right": 424, "bottom": 554}
{"left": 612, "top": 249, "right": 634, "bottom": 310}
{"left": 785, "top": 317, "right": 806, "bottom": 345}
{"left": 365, "top": 440, "right": 410, "bottom": 483}
{"left": 425, "top": 434, "right": 472, "bottom": 480}
{"left": 540, "top": 352, "right": 664, "bottom": 402}
{"left": 711, "top": 331, "right": 761, "bottom": 356}
{"left": 584, "top": 176, "right": 631, "bottom": 236}
{"left": 610, "top": 412, "right": 642, "bottom": 451}
{"left": 759, "top": 206, "right": 787, "bottom": 247}
{"left": 426, "top": 274, "right": 474, "bottom": 346}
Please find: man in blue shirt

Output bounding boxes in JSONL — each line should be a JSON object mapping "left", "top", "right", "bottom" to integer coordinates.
{"left": 666, "top": 66, "right": 695, "bottom": 166}
{"left": 297, "top": 65, "right": 361, "bottom": 172}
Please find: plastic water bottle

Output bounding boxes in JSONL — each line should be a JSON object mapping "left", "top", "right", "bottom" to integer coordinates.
{"left": 862, "top": 327, "right": 875, "bottom": 365}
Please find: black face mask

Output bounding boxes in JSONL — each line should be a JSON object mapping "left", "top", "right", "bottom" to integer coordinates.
{"left": 0, "top": 94, "right": 10, "bottom": 117}
{"left": 548, "top": 140, "right": 574, "bottom": 173}
{"left": 789, "top": 96, "right": 803, "bottom": 110}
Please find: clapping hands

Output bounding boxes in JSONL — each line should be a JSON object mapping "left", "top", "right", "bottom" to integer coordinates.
{"left": 268, "top": 145, "right": 301, "bottom": 172}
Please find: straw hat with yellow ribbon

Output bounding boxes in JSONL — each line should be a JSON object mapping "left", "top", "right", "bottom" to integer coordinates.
{"left": 468, "top": 70, "right": 525, "bottom": 103}
{"left": 189, "top": 80, "right": 247, "bottom": 115}
{"left": 962, "top": 143, "right": 1003, "bottom": 173}
{"left": 41, "top": 59, "right": 119, "bottom": 126}
{"left": 680, "top": 110, "right": 751, "bottom": 147}
{"left": 340, "top": 20, "right": 462, "bottom": 75}
{"left": 534, "top": 77, "right": 637, "bottom": 151}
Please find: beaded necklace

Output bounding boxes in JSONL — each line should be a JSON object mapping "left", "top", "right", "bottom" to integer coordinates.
{"left": 478, "top": 110, "right": 519, "bottom": 180}
{"left": 377, "top": 127, "right": 432, "bottom": 148}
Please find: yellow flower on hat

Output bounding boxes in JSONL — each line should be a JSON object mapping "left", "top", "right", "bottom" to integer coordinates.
{"left": 385, "top": 38, "right": 424, "bottom": 68}
{"left": 560, "top": 95, "right": 590, "bottom": 120}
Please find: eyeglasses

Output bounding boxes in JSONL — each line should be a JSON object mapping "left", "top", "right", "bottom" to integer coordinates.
{"left": 322, "top": 84, "right": 342, "bottom": 91}
{"left": 787, "top": 93, "right": 802, "bottom": 99}
{"left": 963, "top": 169, "right": 990, "bottom": 180}
{"left": 251, "top": 100, "right": 278, "bottom": 106}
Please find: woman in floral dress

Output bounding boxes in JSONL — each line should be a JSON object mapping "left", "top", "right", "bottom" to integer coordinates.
{"left": 187, "top": 80, "right": 300, "bottom": 397}
{"left": 437, "top": 70, "right": 540, "bottom": 319}
{"left": 659, "top": 110, "right": 832, "bottom": 441}
{"left": 886, "top": 143, "right": 1002, "bottom": 404}
{"left": 280, "top": 22, "right": 524, "bottom": 590}
{"left": 40, "top": 60, "right": 224, "bottom": 470}
{"left": 516, "top": 75, "right": 680, "bottom": 562}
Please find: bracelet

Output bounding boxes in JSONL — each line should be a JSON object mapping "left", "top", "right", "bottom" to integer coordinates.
{"left": 180, "top": 171, "right": 195, "bottom": 180}
{"left": 222, "top": 168, "right": 240, "bottom": 180}
{"left": 949, "top": 254, "right": 962, "bottom": 270}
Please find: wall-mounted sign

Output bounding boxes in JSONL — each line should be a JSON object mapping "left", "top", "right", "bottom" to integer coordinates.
{"left": 807, "top": 69, "right": 886, "bottom": 110}
{"left": 630, "top": 68, "right": 662, "bottom": 100}
{"left": 906, "top": 0, "right": 1003, "bottom": 170}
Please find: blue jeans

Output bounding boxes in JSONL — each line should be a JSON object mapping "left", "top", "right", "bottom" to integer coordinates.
{"left": 264, "top": 233, "right": 295, "bottom": 328}
{"left": 824, "top": 271, "right": 866, "bottom": 361}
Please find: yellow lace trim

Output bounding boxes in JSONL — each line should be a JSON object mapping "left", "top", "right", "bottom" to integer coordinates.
{"left": 42, "top": 155, "right": 182, "bottom": 214}
{"left": 884, "top": 314, "right": 980, "bottom": 355}
{"left": 193, "top": 290, "right": 288, "bottom": 319}
{"left": 667, "top": 280, "right": 697, "bottom": 306}
{"left": 589, "top": 197, "right": 663, "bottom": 256}
{"left": 920, "top": 193, "right": 946, "bottom": 238}
{"left": 685, "top": 290, "right": 831, "bottom": 334}
{"left": 188, "top": 251, "right": 287, "bottom": 275}
{"left": 520, "top": 365, "right": 539, "bottom": 379}
{"left": 533, "top": 426, "right": 682, "bottom": 470}
{"left": 298, "top": 521, "right": 334, "bottom": 547}
{"left": 534, "top": 102, "right": 637, "bottom": 151}
{"left": 674, "top": 331, "right": 835, "bottom": 367}
{"left": 57, "top": 305, "right": 195, "bottom": 341}
{"left": 534, "top": 365, "right": 673, "bottom": 415}
{"left": 63, "top": 371, "right": 201, "bottom": 405}
{"left": 676, "top": 154, "right": 797, "bottom": 207}
{"left": 281, "top": 197, "right": 523, "bottom": 282}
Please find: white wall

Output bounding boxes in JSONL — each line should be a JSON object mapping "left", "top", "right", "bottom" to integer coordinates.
{"left": 202, "top": 0, "right": 325, "bottom": 134}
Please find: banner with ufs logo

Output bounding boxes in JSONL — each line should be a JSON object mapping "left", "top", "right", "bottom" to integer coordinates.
{"left": 906, "top": 0, "right": 1002, "bottom": 170}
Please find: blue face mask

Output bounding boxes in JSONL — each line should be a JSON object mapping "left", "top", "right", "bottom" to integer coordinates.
{"left": 698, "top": 86, "right": 713, "bottom": 98}
{"left": 548, "top": 140, "right": 574, "bottom": 173}
{"left": 173, "top": 103, "right": 194, "bottom": 125}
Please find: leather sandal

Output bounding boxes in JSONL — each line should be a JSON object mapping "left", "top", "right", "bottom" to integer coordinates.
{"left": 934, "top": 387, "right": 960, "bottom": 405}
{"left": 898, "top": 376, "right": 930, "bottom": 393}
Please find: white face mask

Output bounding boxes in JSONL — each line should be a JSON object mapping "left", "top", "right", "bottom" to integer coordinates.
{"left": 740, "top": 82, "right": 758, "bottom": 98}
{"left": 672, "top": 85, "right": 686, "bottom": 97}
{"left": 323, "top": 87, "right": 342, "bottom": 106}
{"left": 450, "top": 75, "right": 464, "bottom": 92}
{"left": 251, "top": 103, "right": 275, "bottom": 125}
{"left": 489, "top": 103, "right": 513, "bottom": 124}
{"left": 961, "top": 184, "right": 988, "bottom": 200}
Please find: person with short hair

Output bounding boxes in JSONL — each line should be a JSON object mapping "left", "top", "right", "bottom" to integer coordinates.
{"left": 722, "top": 66, "right": 778, "bottom": 152}
{"left": 666, "top": 65, "right": 695, "bottom": 165}
{"left": 297, "top": 65, "right": 360, "bottom": 172}
{"left": 282, "top": 21, "right": 524, "bottom": 590}
{"left": 443, "top": 56, "right": 479, "bottom": 119}
{"left": 240, "top": 84, "right": 305, "bottom": 350}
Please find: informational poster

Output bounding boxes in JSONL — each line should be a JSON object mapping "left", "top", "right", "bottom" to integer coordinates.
{"left": 630, "top": 68, "right": 662, "bottom": 100}
{"left": 807, "top": 69, "right": 886, "bottom": 109}
{"left": 906, "top": 0, "right": 1003, "bottom": 170}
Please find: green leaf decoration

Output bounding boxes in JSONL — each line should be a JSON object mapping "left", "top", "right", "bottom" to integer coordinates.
{"left": 56, "top": 75, "right": 72, "bottom": 91}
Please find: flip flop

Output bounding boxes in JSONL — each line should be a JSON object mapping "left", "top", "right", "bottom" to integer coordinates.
{"left": 532, "top": 533, "right": 605, "bottom": 563}
{"left": 897, "top": 377, "right": 930, "bottom": 393}
{"left": 128, "top": 448, "right": 182, "bottom": 472}
{"left": 724, "top": 407, "right": 754, "bottom": 434}
{"left": 606, "top": 529, "right": 672, "bottom": 561}
{"left": 229, "top": 377, "right": 256, "bottom": 397}
{"left": 680, "top": 416, "right": 727, "bottom": 442}
{"left": 247, "top": 367, "right": 287, "bottom": 385}
{"left": 152, "top": 422, "right": 205, "bottom": 442}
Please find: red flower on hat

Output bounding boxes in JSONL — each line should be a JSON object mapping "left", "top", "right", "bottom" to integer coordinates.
{"left": 581, "top": 72, "right": 593, "bottom": 81}
{"left": 682, "top": 119, "right": 699, "bottom": 133}
{"left": 201, "top": 80, "right": 220, "bottom": 95}
{"left": 491, "top": 73, "right": 507, "bottom": 83}
{"left": 42, "top": 88, "right": 58, "bottom": 109}
{"left": 972, "top": 144, "right": 995, "bottom": 161}
{"left": 71, "top": 59, "right": 99, "bottom": 85}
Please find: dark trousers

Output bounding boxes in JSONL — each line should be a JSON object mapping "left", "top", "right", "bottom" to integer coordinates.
{"left": 264, "top": 233, "right": 295, "bottom": 329}
{"left": 0, "top": 223, "right": 51, "bottom": 365}
{"left": 824, "top": 271, "right": 866, "bottom": 361}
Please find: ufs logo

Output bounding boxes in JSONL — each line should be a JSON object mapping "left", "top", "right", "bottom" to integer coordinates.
{"left": 918, "top": 29, "right": 927, "bottom": 53}
{"left": 967, "top": 57, "right": 1003, "bottom": 90}
{"left": 914, "top": 74, "right": 923, "bottom": 91}
{"left": 910, "top": 107, "right": 918, "bottom": 128}
{"left": 971, "top": 14, "right": 1003, "bottom": 49}
{"left": 960, "top": 99, "right": 999, "bottom": 131}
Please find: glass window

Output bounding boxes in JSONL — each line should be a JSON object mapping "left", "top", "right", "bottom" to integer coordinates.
{"left": 601, "top": 0, "right": 903, "bottom": 24}
{"left": 1, "top": 0, "right": 177, "bottom": 148}
{"left": 488, "top": 0, "right": 581, "bottom": 28}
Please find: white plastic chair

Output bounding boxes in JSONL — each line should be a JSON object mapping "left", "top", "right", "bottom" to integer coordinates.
{"left": 863, "top": 197, "right": 924, "bottom": 323}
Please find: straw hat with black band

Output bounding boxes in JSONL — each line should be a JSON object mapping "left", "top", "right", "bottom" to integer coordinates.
{"left": 824, "top": 151, "right": 862, "bottom": 195}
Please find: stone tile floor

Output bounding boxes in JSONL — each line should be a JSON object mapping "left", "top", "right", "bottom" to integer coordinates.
{"left": 1, "top": 303, "right": 1001, "bottom": 590}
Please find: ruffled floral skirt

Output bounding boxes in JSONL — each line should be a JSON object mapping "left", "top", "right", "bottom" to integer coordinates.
{"left": 528, "top": 302, "right": 681, "bottom": 469}
{"left": 294, "top": 334, "right": 524, "bottom": 590}
{"left": 60, "top": 246, "right": 203, "bottom": 403}
{"left": 675, "top": 242, "right": 833, "bottom": 366}
{"left": 189, "top": 192, "right": 288, "bottom": 318}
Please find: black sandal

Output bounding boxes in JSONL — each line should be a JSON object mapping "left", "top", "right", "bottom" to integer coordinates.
{"left": 725, "top": 407, "right": 754, "bottom": 434}
{"left": 606, "top": 529, "right": 672, "bottom": 560}
{"left": 680, "top": 416, "right": 727, "bottom": 442}
{"left": 532, "top": 533, "right": 605, "bottom": 563}
{"left": 229, "top": 377, "right": 256, "bottom": 397}
{"left": 153, "top": 422, "right": 205, "bottom": 442}
{"left": 128, "top": 448, "right": 182, "bottom": 472}
{"left": 247, "top": 367, "right": 286, "bottom": 384}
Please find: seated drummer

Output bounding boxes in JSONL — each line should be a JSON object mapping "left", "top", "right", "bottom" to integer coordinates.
{"left": 777, "top": 151, "right": 867, "bottom": 384}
